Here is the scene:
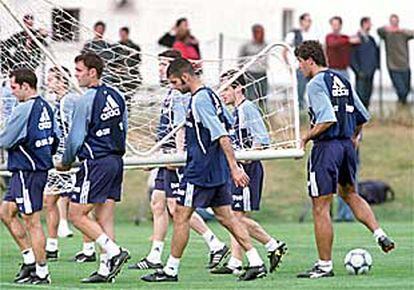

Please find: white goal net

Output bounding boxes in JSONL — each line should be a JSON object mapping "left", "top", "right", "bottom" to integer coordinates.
{"left": 0, "top": 0, "right": 302, "bottom": 170}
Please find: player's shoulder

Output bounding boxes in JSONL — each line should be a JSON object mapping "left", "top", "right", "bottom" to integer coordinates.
{"left": 240, "top": 99, "right": 258, "bottom": 111}
{"left": 15, "top": 98, "right": 35, "bottom": 111}
{"left": 307, "top": 72, "right": 326, "bottom": 91}
{"left": 193, "top": 87, "right": 213, "bottom": 105}
{"left": 63, "top": 90, "right": 80, "bottom": 104}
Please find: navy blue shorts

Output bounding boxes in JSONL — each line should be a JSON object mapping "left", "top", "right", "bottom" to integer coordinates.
{"left": 71, "top": 155, "right": 123, "bottom": 204}
{"left": 176, "top": 180, "right": 232, "bottom": 208}
{"left": 154, "top": 167, "right": 166, "bottom": 191}
{"left": 3, "top": 171, "right": 48, "bottom": 214}
{"left": 308, "top": 139, "right": 357, "bottom": 197}
{"left": 164, "top": 168, "right": 183, "bottom": 198}
{"left": 153, "top": 167, "right": 182, "bottom": 198}
{"left": 230, "top": 161, "right": 263, "bottom": 212}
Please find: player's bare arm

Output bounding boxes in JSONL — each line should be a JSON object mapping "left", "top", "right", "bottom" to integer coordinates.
{"left": 301, "top": 122, "right": 336, "bottom": 149}
{"left": 219, "top": 135, "right": 249, "bottom": 187}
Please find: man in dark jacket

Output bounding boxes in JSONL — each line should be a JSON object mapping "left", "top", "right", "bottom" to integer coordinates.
{"left": 351, "top": 17, "right": 379, "bottom": 109}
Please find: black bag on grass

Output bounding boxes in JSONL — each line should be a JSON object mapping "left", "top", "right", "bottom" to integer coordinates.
{"left": 358, "top": 180, "right": 395, "bottom": 205}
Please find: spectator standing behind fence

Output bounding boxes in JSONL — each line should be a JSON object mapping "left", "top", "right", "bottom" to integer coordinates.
{"left": 82, "top": 21, "right": 112, "bottom": 62}
{"left": 0, "top": 14, "right": 48, "bottom": 74}
{"left": 239, "top": 24, "right": 268, "bottom": 107}
{"left": 350, "top": 17, "right": 379, "bottom": 109}
{"left": 378, "top": 14, "right": 414, "bottom": 105}
{"left": 113, "top": 26, "right": 142, "bottom": 104}
{"left": 285, "top": 13, "right": 318, "bottom": 110}
{"left": 326, "top": 16, "right": 360, "bottom": 79}
{"left": 158, "top": 18, "right": 201, "bottom": 59}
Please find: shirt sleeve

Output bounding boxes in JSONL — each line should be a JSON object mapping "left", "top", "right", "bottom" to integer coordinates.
{"left": 193, "top": 92, "right": 228, "bottom": 142}
{"left": 122, "top": 106, "right": 128, "bottom": 134}
{"left": 377, "top": 27, "right": 386, "bottom": 39}
{"left": 0, "top": 100, "right": 33, "bottom": 149}
{"left": 352, "top": 88, "right": 370, "bottom": 125}
{"left": 243, "top": 103, "right": 270, "bottom": 145}
{"left": 62, "top": 90, "right": 94, "bottom": 165}
{"left": 403, "top": 29, "right": 414, "bottom": 40}
{"left": 308, "top": 80, "right": 337, "bottom": 124}
{"left": 62, "top": 92, "right": 79, "bottom": 128}
{"left": 284, "top": 31, "right": 295, "bottom": 47}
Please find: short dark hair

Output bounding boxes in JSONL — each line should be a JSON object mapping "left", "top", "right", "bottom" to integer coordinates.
{"left": 176, "top": 17, "right": 187, "bottom": 27}
{"left": 220, "top": 69, "right": 246, "bottom": 94}
{"left": 10, "top": 68, "right": 37, "bottom": 89}
{"left": 252, "top": 24, "right": 264, "bottom": 32}
{"left": 166, "top": 58, "right": 195, "bottom": 78}
{"left": 94, "top": 21, "right": 106, "bottom": 29}
{"left": 49, "top": 66, "right": 71, "bottom": 87}
{"left": 158, "top": 49, "right": 182, "bottom": 59}
{"left": 329, "top": 16, "right": 342, "bottom": 25}
{"left": 120, "top": 26, "right": 129, "bottom": 34}
{"left": 360, "top": 17, "right": 370, "bottom": 27}
{"left": 299, "top": 13, "right": 310, "bottom": 22}
{"left": 294, "top": 40, "right": 327, "bottom": 67}
{"left": 74, "top": 52, "right": 104, "bottom": 78}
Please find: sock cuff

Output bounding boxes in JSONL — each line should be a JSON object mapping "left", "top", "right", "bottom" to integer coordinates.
{"left": 202, "top": 229, "right": 214, "bottom": 239}
{"left": 318, "top": 259, "right": 333, "bottom": 267}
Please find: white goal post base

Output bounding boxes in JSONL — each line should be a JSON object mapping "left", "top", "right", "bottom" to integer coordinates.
{"left": 124, "top": 148, "right": 305, "bottom": 168}
{"left": 0, "top": 148, "right": 304, "bottom": 173}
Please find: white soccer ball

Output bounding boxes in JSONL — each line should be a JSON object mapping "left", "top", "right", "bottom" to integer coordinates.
{"left": 344, "top": 248, "right": 373, "bottom": 275}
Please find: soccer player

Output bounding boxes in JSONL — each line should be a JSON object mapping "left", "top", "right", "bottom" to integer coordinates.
{"left": 0, "top": 68, "right": 57, "bottom": 284}
{"left": 129, "top": 49, "right": 228, "bottom": 270}
{"left": 141, "top": 58, "right": 267, "bottom": 283}
{"left": 211, "top": 70, "right": 287, "bottom": 275}
{"left": 44, "top": 66, "right": 78, "bottom": 260}
{"left": 294, "top": 40, "right": 395, "bottom": 279}
{"left": 56, "top": 52, "right": 130, "bottom": 283}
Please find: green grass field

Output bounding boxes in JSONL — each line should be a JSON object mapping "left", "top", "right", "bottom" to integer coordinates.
{"left": 1, "top": 221, "right": 413, "bottom": 289}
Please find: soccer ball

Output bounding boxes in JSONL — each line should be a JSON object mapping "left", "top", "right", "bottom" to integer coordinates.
{"left": 344, "top": 248, "right": 372, "bottom": 275}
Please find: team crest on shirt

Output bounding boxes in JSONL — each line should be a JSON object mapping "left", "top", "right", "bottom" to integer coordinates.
{"left": 331, "top": 75, "right": 349, "bottom": 97}
{"left": 100, "top": 95, "right": 121, "bottom": 121}
{"left": 38, "top": 107, "right": 52, "bottom": 130}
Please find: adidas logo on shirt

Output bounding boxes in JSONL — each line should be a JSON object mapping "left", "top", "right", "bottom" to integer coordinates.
{"left": 38, "top": 107, "right": 52, "bottom": 130}
{"left": 331, "top": 75, "right": 349, "bottom": 97}
{"left": 100, "top": 95, "right": 121, "bottom": 121}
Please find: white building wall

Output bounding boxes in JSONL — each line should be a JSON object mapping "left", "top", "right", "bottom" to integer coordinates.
{"left": 2, "top": 0, "right": 414, "bottom": 99}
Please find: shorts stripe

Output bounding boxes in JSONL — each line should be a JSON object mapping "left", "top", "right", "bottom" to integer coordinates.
{"left": 184, "top": 183, "right": 194, "bottom": 207}
{"left": 79, "top": 161, "right": 90, "bottom": 204}
{"left": 19, "top": 171, "right": 33, "bottom": 214}
{"left": 308, "top": 149, "right": 319, "bottom": 197}
{"left": 242, "top": 187, "right": 251, "bottom": 211}
{"left": 309, "top": 171, "right": 319, "bottom": 197}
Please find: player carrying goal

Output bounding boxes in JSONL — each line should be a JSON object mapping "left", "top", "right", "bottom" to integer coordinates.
{"left": 56, "top": 52, "right": 130, "bottom": 283}
{"left": 43, "top": 66, "right": 79, "bottom": 261}
{"left": 0, "top": 68, "right": 58, "bottom": 285}
{"left": 128, "top": 49, "right": 229, "bottom": 271}
{"left": 142, "top": 58, "right": 267, "bottom": 283}
{"left": 211, "top": 70, "right": 288, "bottom": 275}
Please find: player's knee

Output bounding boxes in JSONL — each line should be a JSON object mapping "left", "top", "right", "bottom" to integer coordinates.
{"left": 0, "top": 205, "right": 12, "bottom": 224}
{"left": 0, "top": 209, "right": 9, "bottom": 224}
{"left": 44, "top": 198, "right": 57, "bottom": 212}
{"left": 216, "top": 213, "right": 234, "bottom": 229}
{"left": 312, "top": 202, "right": 329, "bottom": 217}
{"left": 68, "top": 207, "right": 82, "bottom": 225}
{"left": 22, "top": 215, "right": 38, "bottom": 230}
{"left": 151, "top": 199, "right": 166, "bottom": 217}
{"left": 172, "top": 208, "right": 190, "bottom": 225}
